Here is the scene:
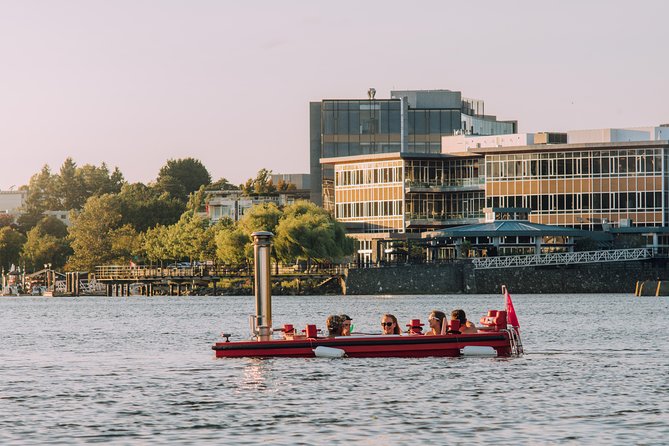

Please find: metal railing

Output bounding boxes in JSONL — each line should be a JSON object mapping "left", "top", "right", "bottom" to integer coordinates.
{"left": 94, "top": 264, "right": 347, "bottom": 281}
{"left": 471, "top": 248, "right": 652, "bottom": 269}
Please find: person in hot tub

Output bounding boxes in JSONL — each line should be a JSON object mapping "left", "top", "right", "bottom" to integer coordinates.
{"left": 326, "top": 314, "right": 343, "bottom": 337}
{"left": 451, "top": 309, "right": 478, "bottom": 334}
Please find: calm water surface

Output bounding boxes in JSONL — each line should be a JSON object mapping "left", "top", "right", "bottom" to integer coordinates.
{"left": 1, "top": 293, "right": 667, "bottom": 445}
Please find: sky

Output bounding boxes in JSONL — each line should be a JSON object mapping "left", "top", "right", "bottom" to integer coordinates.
{"left": 1, "top": 0, "right": 668, "bottom": 190}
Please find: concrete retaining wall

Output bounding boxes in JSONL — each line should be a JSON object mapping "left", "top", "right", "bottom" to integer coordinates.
{"left": 344, "top": 259, "right": 669, "bottom": 295}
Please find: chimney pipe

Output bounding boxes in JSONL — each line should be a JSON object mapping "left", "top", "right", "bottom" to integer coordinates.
{"left": 252, "top": 231, "right": 273, "bottom": 341}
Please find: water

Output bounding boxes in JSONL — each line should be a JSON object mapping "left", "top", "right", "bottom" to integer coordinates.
{"left": 1, "top": 293, "right": 667, "bottom": 445}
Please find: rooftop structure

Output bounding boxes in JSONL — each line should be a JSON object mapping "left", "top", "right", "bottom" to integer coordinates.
{"left": 310, "top": 89, "right": 517, "bottom": 209}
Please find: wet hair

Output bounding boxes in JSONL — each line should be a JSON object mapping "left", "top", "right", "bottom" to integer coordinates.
{"left": 451, "top": 309, "right": 467, "bottom": 325}
{"left": 326, "top": 314, "right": 343, "bottom": 336}
{"left": 382, "top": 313, "right": 401, "bottom": 335}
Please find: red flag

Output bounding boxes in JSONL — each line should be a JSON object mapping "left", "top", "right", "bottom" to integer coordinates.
{"left": 503, "top": 285, "right": 520, "bottom": 331}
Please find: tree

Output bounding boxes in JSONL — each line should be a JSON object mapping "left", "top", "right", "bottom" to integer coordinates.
{"left": 142, "top": 224, "right": 171, "bottom": 266}
{"left": 77, "top": 163, "right": 124, "bottom": 199}
{"left": 274, "top": 201, "right": 354, "bottom": 270}
{"left": 167, "top": 213, "right": 209, "bottom": 262}
{"left": 155, "top": 158, "right": 211, "bottom": 202}
{"left": 58, "top": 157, "right": 85, "bottom": 210}
{"left": 109, "top": 224, "right": 142, "bottom": 263}
{"left": 185, "top": 185, "right": 208, "bottom": 215}
{"left": 209, "top": 177, "right": 238, "bottom": 191}
{"left": 215, "top": 227, "right": 251, "bottom": 266}
{"left": 0, "top": 227, "right": 26, "bottom": 270}
{"left": 238, "top": 202, "right": 282, "bottom": 235}
{"left": 23, "top": 165, "right": 59, "bottom": 215}
{"left": 202, "top": 218, "right": 234, "bottom": 262}
{"left": 116, "top": 183, "right": 184, "bottom": 232}
{"left": 0, "top": 214, "right": 14, "bottom": 228}
{"left": 20, "top": 216, "right": 72, "bottom": 271}
{"left": 240, "top": 168, "right": 276, "bottom": 195}
{"left": 67, "top": 195, "right": 122, "bottom": 271}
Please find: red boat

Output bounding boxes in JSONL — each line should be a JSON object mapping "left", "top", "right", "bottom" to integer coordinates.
{"left": 212, "top": 232, "right": 523, "bottom": 359}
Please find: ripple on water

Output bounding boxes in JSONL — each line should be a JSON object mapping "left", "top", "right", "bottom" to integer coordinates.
{"left": 1, "top": 294, "right": 668, "bottom": 444}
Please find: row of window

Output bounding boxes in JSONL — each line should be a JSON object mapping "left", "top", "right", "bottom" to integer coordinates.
{"left": 336, "top": 200, "right": 403, "bottom": 219}
{"left": 487, "top": 192, "right": 664, "bottom": 211}
{"left": 336, "top": 166, "right": 403, "bottom": 186}
{"left": 486, "top": 151, "right": 663, "bottom": 179}
{"left": 406, "top": 192, "right": 485, "bottom": 220}
{"left": 405, "top": 159, "right": 480, "bottom": 185}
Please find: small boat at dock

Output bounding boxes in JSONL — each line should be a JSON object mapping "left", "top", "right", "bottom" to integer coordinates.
{"left": 212, "top": 232, "right": 523, "bottom": 359}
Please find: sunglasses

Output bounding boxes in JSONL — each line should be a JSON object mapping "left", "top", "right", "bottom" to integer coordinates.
{"left": 428, "top": 317, "right": 441, "bottom": 321}
{"left": 342, "top": 323, "right": 351, "bottom": 327}
{"left": 381, "top": 322, "right": 394, "bottom": 327}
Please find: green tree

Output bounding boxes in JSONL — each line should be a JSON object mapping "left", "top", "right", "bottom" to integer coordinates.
{"left": 240, "top": 168, "right": 276, "bottom": 195}
{"left": 167, "top": 213, "right": 209, "bottom": 262}
{"left": 58, "top": 157, "right": 85, "bottom": 210}
{"left": 67, "top": 195, "right": 122, "bottom": 271}
{"left": 209, "top": 177, "right": 238, "bottom": 191}
{"left": 116, "top": 183, "right": 184, "bottom": 232}
{"left": 0, "top": 227, "right": 27, "bottom": 270}
{"left": 23, "top": 165, "right": 59, "bottom": 215}
{"left": 0, "top": 214, "right": 14, "bottom": 228}
{"left": 20, "top": 217, "right": 71, "bottom": 271}
{"left": 142, "top": 224, "right": 171, "bottom": 266}
{"left": 274, "top": 201, "right": 354, "bottom": 270}
{"left": 238, "top": 202, "right": 282, "bottom": 235}
{"left": 215, "top": 227, "right": 251, "bottom": 266}
{"left": 202, "top": 218, "right": 234, "bottom": 262}
{"left": 109, "top": 224, "right": 142, "bottom": 263}
{"left": 185, "top": 185, "right": 208, "bottom": 215}
{"left": 155, "top": 158, "right": 211, "bottom": 202}
{"left": 77, "top": 163, "right": 124, "bottom": 199}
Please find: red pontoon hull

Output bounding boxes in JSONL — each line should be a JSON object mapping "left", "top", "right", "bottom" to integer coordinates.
{"left": 212, "top": 331, "right": 513, "bottom": 358}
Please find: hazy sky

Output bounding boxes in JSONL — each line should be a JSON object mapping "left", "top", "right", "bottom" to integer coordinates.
{"left": 1, "top": 0, "right": 667, "bottom": 190}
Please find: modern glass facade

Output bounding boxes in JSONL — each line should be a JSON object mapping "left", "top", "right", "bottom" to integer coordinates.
{"left": 334, "top": 159, "right": 404, "bottom": 233}
{"left": 331, "top": 155, "right": 485, "bottom": 235}
{"left": 484, "top": 144, "right": 668, "bottom": 230}
{"left": 311, "top": 90, "right": 517, "bottom": 208}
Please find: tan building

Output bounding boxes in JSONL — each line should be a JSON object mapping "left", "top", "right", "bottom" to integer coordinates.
{"left": 324, "top": 125, "right": 669, "bottom": 262}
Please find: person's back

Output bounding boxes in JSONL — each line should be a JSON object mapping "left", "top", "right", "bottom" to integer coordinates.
{"left": 451, "top": 309, "right": 477, "bottom": 334}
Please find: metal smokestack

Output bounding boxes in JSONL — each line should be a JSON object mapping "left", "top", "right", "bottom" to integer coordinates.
{"left": 252, "top": 231, "right": 273, "bottom": 341}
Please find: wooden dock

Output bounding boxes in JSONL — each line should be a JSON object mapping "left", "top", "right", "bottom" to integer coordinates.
{"left": 94, "top": 265, "right": 346, "bottom": 296}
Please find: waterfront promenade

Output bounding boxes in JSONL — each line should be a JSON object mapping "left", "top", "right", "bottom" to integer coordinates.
{"left": 94, "top": 264, "right": 346, "bottom": 296}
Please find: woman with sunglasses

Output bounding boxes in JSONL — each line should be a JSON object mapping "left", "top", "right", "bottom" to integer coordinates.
{"left": 424, "top": 310, "right": 446, "bottom": 336}
{"left": 380, "top": 314, "right": 402, "bottom": 335}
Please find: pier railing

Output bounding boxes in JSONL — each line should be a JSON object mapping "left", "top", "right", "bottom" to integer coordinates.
{"left": 471, "top": 248, "right": 652, "bottom": 269}
{"left": 95, "top": 264, "right": 347, "bottom": 281}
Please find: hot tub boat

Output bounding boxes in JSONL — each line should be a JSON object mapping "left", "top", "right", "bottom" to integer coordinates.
{"left": 212, "top": 232, "right": 523, "bottom": 359}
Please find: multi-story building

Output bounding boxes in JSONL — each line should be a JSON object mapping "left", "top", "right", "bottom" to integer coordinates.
{"left": 324, "top": 125, "right": 669, "bottom": 262}
{"left": 310, "top": 89, "right": 517, "bottom": 210}
{"left": 0, "top": 189, "right": 27, "bottom": 220}
{"left": 470, "top": 126, "right": 669, "bottom": 230}
{"left": 205, "top": 174, "right": 310, "bottom": 223}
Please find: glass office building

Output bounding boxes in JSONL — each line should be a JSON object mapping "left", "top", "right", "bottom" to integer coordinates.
{"left": 324, "top": 126, "right": 669, "bottom": 262}
{"left": 310, "top": 89, "right": 517, "bottom": 210}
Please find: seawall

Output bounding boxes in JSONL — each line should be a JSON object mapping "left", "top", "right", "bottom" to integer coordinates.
{"left": 344, "top": 259, "right": 669, "bottom": 294}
